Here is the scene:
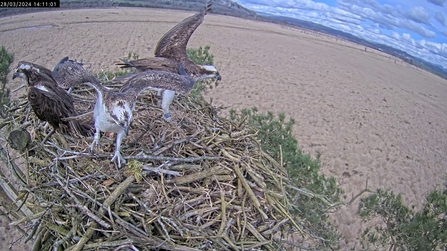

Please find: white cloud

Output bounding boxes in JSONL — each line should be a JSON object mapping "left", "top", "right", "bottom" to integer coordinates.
{"left": 405, "top": 6, "right": 431, "bottom": 25}
{"left": 391, "top": 31, "right": 400, "bottom": 39}
{"left": 293, "top": 0, "right": 330, "bottom": 10}
{"left": 338, "top": 2, "right": 439, "bottom": 38}
{"left": 426, "top": 0, "right": 446, "bottom": 6}
{"left": 236, "top": 0, "right": 447, "bottom": 68}
{"left": 399, "top": 19, "right": 437, "bottom": 38}
{"left": 402, "top": 33, "right": 414, "bottom": 44}
{"left": 435, "top": 12, "right": 446, "bottom": 26}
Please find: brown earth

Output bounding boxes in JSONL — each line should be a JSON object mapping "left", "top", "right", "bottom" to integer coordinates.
{"left": 1, "top": 8, "right": 447, "bottom": 250}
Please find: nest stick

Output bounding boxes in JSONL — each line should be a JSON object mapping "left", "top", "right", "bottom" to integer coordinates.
{"left": 2, "top": 88, "right": 312, "bottom": 250}
{"left": 231, "top": 163, "right": 268, "bottom": 220}
{"left": 67, "top": 175, "right": 136, "bottom": 251}
{"left": 168, "top": 166, "right": 223, "bottom": 185}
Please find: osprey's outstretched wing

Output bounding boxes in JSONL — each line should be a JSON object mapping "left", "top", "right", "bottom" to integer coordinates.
{"left": 119, "top": 65, "right": 195, "bottom": 95}
{"left": 154, "top": 1, "right": 212, "bottom": 61}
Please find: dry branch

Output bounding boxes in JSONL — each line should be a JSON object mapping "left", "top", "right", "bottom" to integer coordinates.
{"left": 0, "top": 85, "right": 309, "bottom": 250}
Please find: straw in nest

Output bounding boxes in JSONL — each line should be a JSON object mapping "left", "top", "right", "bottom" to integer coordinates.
{"left": 0, "top": 84, "right": 306, "bottom": 250}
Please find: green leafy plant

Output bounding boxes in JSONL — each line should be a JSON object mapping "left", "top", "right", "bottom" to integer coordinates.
{"left": 358, "top": 187, "right": 447, "bottom": 250}
{"left": 230, "top": 107, "right": 342, "bottom": 249}
{"left": 0, "top": 46, "right": 14, "bottom": 116}
{"left": 127, "top": 51, "right": 140, "bottom": 61}
{"left": 97, "top": 51, "right": 139, "bottom": 82}
{"left": 188, "top": 47, "right": 342, "bottom": 247}
{"left": 187, "top": 45, "right": 214, "bottom": 65}
{"left": 187, "top": 45, "right": 219, "bottom": 98}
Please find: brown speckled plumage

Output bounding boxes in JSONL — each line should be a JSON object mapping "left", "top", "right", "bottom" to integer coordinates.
{"left": 54, "top": 58, "right": 196, "bottom": 168}
{"left": 12, "top": 63, "right": 91, "bottom": 139}
{"left": 115, "top": 1, "right": 220, "bottom": 79}
{"left": 15, "top": 61, "right": 55, "bottom": 83}
{"left": 51, "top": 57, "right": 85, "bottom": 90}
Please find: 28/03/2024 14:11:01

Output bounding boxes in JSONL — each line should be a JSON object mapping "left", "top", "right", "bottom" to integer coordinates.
{"left": 0, "top": 0, "right": 60, "bottom": 8}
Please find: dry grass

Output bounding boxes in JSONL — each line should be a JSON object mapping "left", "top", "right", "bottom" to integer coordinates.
{"left": 2, "top": 8, "right": 447, "bottom": 249}
{"left": 0, "top": 84, "right": 315, "bottom": 250}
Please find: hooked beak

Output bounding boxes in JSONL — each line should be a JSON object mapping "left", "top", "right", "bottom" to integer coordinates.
{"left": 119, "top": 122, "right": 129, "bottom": 136}
{"left": 194, "top": 73, "right": 221, "bottom": 83}
{"left": 122, "top": 125, "right": 129, "bottom": 136}
{"left": 12, "top": 72, "right": 19, "bottom": 80}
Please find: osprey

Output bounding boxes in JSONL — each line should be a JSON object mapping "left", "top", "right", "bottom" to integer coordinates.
{"left": 54, "top": 59, "right": 195, "bottom": 168}
{"left": 12, "top": 57, "right": 80, "bottom": 93}
{"left": 115, "top": 0, "right": 221, "bottom": 121}
{"left": 11, "top": 61, "right": 55, "bottom": 93}
{"left": 12, "top": 62, "right": 91, "bottom": 143}
{"left": 51, "top": 57, "right": 86, "bottom": 92}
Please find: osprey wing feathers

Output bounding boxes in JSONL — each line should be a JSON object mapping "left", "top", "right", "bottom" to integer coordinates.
{"left": 13, "top": 66, "right": 92, "bottom": 137}
{"left": 116, "top": 57, "right": 178, "bottom": 73}
{"left": 52, "top": 57, "right": 91, "bottom": 90}
{"left": 28, "top": 83, "right": 75, "bottom": 130}
{"left": 154, "top": 1, "right": 212, "bottom": 60}
{"left": 119, "top": 69, "right": 195, "bottom": 95}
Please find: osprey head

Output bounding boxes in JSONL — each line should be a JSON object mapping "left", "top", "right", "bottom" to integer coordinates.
{"left": 13, "top": 63, "right": 35, "bottom": 85}
{"left": 14, "top": 61, "right": 46, "bottom": 82}
{"left": 200, "top": 65, "right": 221, "bottom": 81}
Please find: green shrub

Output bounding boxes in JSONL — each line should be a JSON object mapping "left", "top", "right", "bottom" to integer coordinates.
{"left": 187, "top": 45, "right": 214, "bottom": 65}
{"left": 187, "top": 45, "right": 218, "bottom": 98}
{"left": 358, "top": 187, "right": 447, "bottom": 250}
{"left": 230, "top": 107, "right": 342, "bottom": 249}
{"left": 0, "top": 46, "right": 14, "bottom": 116}
{"left": 97, "top": 51, "right": 139, "bottom": 82}
{"left": 188, "top": 46, "right": 342, "bottom": 247}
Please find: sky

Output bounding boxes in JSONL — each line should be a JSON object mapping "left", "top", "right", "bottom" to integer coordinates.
{"left": 234, "top": 0, "right": 447, "bottom": 69}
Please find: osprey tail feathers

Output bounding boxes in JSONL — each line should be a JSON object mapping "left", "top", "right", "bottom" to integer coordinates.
{"left": 68, "top": 120, "right": 93, "bottom": 137}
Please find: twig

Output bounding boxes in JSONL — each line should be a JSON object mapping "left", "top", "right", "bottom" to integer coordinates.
{"left": 168, "top": 166, "right": 225, "bottom": 185}
{"left": 53, "top": 173, "right": 111, "bottom": 229}
{"left": 152, "top": 130, "right": 201, "bottom": 156}
{"left": 9, "top": 210, "right": 46, "bottom": 226}
{"left": 142, "top": 164, "right": 181, "bottom": 177}
{"left": 126, "top": 154, "right": 219, "bottom": 162}
{"left": 231, "top": 163, "right": 268, "bottom": 220}
{"left": 244, "top": 222, "right": 274, "bottom": 251}
{"left": 29, "top": 174, "right": 106, "bottom": 192}
{"left": 49, "top": 142, "right": 219, "bottom": 163}
{"left": 82, "top": 239, "right": 133, "bottom": 249}
{"left": 60, "top": 111, "right": 93, "bottom": 122}
{"left": 67, "top": 175, "right": 136, "bottom": 251}
{"left": 66, "top": 204, "right": 111, "bottom": 229}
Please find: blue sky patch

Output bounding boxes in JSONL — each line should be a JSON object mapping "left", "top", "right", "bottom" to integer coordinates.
{"left": 235, "top": 0, "right": 447, "bottom": 68}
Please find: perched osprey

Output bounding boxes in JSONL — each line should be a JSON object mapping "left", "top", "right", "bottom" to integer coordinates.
{"left": 12, "top": 62, "right": 91, "bottom": 143}
{"left": 54, "top": 59, "right": 195, "bottom": 168}
{"left": 115, "top": 0, "right": 221, "bottom": 121}
{"left": 12, "top": 61, "right": 55, "bottom": 93}
{"left": 51, "top": 57, "right": 85, "bottom": 92}
{"left": 12, "top": 57, "right": 80, "bottom": 93}
{"left": 16, "top": 61, "right": 55, "bottom": 81}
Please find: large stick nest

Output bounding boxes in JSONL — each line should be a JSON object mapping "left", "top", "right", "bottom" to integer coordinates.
{"left": 0, "top": 83, "right": 306, "bottom": 251}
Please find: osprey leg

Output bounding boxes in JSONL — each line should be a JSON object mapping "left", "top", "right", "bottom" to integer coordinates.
{"left": 111, "top": 131, "right": 126, "bottom": 168}
{"left": 161, "top": 90, "right": 176, "bottom": 122}
{"left": 41, "top": 127, "right": 56, "bottom": 145}
{"left": 90, "top": 129, "right": 101, "bottom": 152}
